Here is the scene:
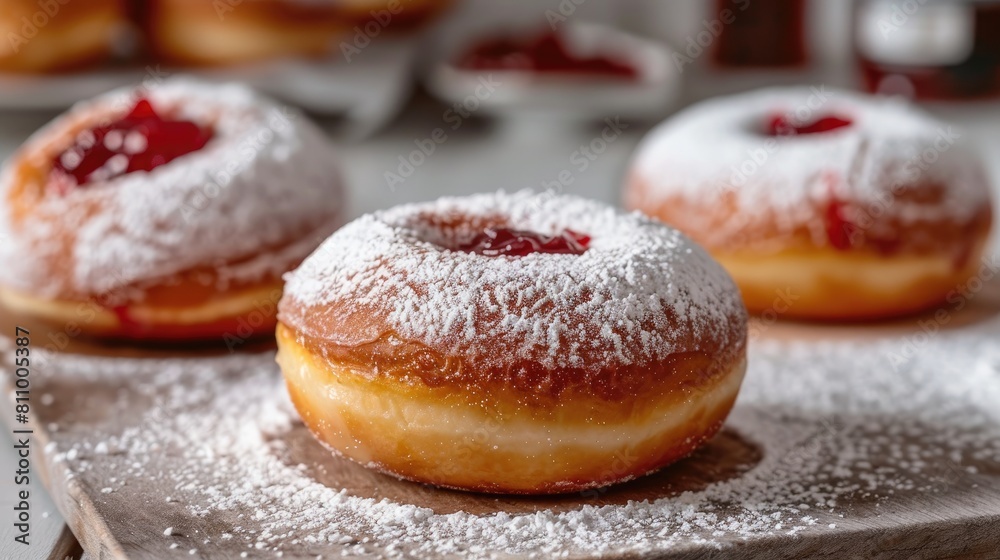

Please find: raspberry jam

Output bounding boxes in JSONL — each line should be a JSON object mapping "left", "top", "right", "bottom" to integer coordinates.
{"left": 456, "top": 228, "right": 590, "bottom": 257}
{"left": 52, "top": 97, "right": 212, "bottom": 189}
{"left": 767, "top": 114, "right": 852, "bottom": 136}
{"left": 458, "top": 30, "right": 637, "bottom": 79}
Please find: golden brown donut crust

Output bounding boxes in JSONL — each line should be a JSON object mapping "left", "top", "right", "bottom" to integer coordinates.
{"left": 627, "top": 176, "right": 993, "bottom": 263}
{"left": 277, "top": 323, "right": 747, "bottom": 493}
{"left": 284, "top": 320, "right": 745, "bottom": 414}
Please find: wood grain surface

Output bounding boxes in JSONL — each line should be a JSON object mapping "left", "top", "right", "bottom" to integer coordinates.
{"left": 2, "top": 287, "right": 1000, "bottom": 560}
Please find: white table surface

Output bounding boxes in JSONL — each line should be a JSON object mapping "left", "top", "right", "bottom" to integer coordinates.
{"left": 2, "top": 67, "right": 1000, "bottom": 559}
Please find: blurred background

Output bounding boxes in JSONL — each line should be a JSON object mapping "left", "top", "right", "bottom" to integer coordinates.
{"left": 1, "top": 0, "right": 1000, "bottom": 221}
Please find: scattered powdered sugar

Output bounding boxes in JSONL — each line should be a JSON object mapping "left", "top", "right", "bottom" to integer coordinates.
{"left": 11, "top": 311, "right": 1000, "bottom": 557}
{"left": 631, "top": 87, "right": 990, "bottom": 228}
{"left": 0, "top": 77, "right": 344, "bottom": 299}
{"left": 281, "top": 191, "right": 747, "bottom": 372}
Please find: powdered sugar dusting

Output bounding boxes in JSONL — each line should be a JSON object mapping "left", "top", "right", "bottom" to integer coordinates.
{"left": 12, "top": 312, "right": 1000, "bottom": 557}
{"left": 281, "top": 191, "right": 746, "bottom": 371}
{"left": 0, "top": 77, "right": 344, "bottom": 299}
{"left": 632, "top": 87, "right": 990, "bottom": 226}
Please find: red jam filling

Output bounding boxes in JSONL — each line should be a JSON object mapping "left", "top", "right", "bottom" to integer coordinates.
{"left": 458, "top": 30, "right": 637, "bottom": 79}
{"left": 52, "top": 97, "right": 213, "bottom": 189}
{"left": 824, "top": 197, "right": 854, "bottom": 251}
{"left": 456, "top": 227, "right": 590, "bottom": 257}
{"left": 767, "top": 114, "right": 852, "bottom": 136}
{"left": 823, "top": 176, "right": 907, "bottom": 255}
{"left": 825, "top": 197, "right": 911, "bottom": 256}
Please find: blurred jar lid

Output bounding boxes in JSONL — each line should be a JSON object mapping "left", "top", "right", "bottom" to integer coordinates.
{"left": 855, "top": 0, "right": 988, "bottom": 66}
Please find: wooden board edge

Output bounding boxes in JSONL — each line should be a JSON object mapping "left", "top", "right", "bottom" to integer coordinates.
{"left": 0, "top": 364, "right": 128, "bottom": 560}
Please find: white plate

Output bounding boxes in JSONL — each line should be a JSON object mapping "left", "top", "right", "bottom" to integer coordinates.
{"left": 425, "top": 22, "right": 682, "bottom": 123}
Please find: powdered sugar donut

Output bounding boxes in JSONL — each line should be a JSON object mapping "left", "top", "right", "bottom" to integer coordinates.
{"left": 626, "top": 87, "right": 993, "bottom": 320}
{"left": 0, "top": 78, "right": 345, "bottom": 341}
{"left": 277, "top": 191, "right": 747, "bottom": 494}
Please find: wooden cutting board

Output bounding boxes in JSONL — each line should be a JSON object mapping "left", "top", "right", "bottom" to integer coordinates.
{"left": 2, "top": 285, "right": 1000, "bottom": 559}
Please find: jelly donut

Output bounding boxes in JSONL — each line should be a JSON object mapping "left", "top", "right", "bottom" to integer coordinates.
{"left": 277, "top": 191, "right": 748, "bottom": 494}
{"left": 144, "top": 0, "right": 345, "bottom": 65}
{"left": 0, "top": 0, "right": 126, "bottom": 73}
{"left": 0, "top": 78, "right": 345, "bottom": 341}
{"left": 626, "top": 87, "right": 993, "bottom": 321}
